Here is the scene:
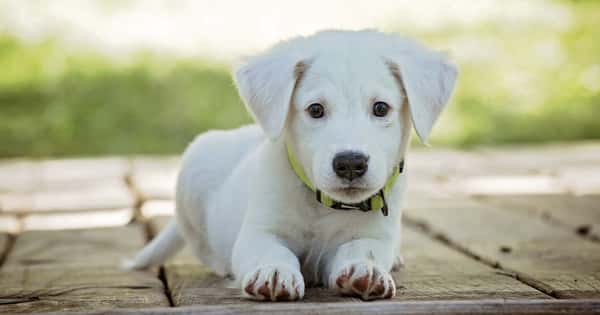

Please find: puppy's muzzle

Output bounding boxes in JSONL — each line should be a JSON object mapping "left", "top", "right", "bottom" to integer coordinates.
{"left": 332, "top": 151, "right": 369, "bottom": 181}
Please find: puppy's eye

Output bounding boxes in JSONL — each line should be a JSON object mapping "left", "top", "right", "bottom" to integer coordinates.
{"left": 306, "top": 103, "right": 325, "bottom": 119}
{"left": 372, "top": 101, "right": 390, "bottom": 117}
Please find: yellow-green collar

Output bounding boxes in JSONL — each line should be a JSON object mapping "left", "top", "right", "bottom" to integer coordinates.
{"left": 286, "top": 144, "right": 404, "bottom": 216}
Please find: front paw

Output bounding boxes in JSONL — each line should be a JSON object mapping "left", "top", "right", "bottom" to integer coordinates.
{"left": 241, "top": 264, "right": 305, "bottom": 301}
{"left": 329, "top": 261, "right": 396, "bottom": 300}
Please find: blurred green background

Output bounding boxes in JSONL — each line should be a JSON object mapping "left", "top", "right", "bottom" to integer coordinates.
{"left": 0, "top": 0, "right": 599, "bottom": 158}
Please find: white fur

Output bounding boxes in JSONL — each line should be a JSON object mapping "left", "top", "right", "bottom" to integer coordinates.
{"left": 128, "top": 30, "right": 457, "bottom": 301}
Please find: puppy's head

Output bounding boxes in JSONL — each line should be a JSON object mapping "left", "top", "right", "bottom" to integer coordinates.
{"left": 235, "top": 30, "right": 457, "bottom": 203}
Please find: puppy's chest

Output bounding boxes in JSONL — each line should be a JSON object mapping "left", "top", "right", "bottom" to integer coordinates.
{"left": 294, "top": 210, "right": 375, "bottom": 248}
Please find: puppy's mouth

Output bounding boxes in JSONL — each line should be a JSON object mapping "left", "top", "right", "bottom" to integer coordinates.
{"left": 333, "top": 186, "right": 369, "bottom": 195}
{"left": 326, "top": 185, "right": 377, "bottom": 203}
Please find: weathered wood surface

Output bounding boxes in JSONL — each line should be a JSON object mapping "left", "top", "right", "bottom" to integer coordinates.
{"left": 396, "top": 226, "right": 549, "bottom": 300}
{"left": 47, "top": 299, "right": 600, "bottom": 315}
{"left": 0, "top": 142, "right": 599, "bottom": 313}
{"left": 0, "top": 233, "right": 10, "bottom": 265}
{"left": 0, "top": 157, "right": 134, "bottom": 234}
{"left": 149, "top": 216, "right": 548, "bottom": 306}
{"left": 149, "top": 217, "right": 234, "bottom": 306}
{"left": 475, "top": 194, "right": 600, "bottom": 240}
{"left": 142, "top": 200, "right": 176, "bottom": 218}
{"left": 405, "top": 142, "right": 600, "bottom": 197}
{"left": 0, "top": 157, "right": 130, "bottom": 193}
{"left": 0, "top": 215, "right": 19, "bottom": 234}
{"left": 21, "top": 208, "right": 134, "bottom": 231}
{"left": 0, "top": 225, "right": 169, "bottom": 313}
{"left": 404, "top": 200, "right": 600, "bottom": 298}
{"left": 130, "top": 157, "right": 180, "bottom": 201}
{"left": 0, "top": 180, "right": 134, "bottom": 214}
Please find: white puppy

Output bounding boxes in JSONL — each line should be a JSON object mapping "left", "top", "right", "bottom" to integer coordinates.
{"left": 127, "top": 30, "right": 457, "bottom": 301}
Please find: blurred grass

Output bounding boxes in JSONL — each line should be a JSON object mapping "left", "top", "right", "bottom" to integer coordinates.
{"left": 0, "top": 0, "right": 599, "bottom": 157}
{"left": 423, "top": 0, "right": 600, "bottom": 146}
{"left": 0, "top": 39, "right": 251, "bottom": 157}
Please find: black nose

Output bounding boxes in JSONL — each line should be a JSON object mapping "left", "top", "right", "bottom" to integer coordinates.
{"left": 332, "top": 151, "right": 369, "bottom": 181}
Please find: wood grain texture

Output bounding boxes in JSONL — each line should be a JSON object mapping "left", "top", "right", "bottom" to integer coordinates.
{"left": 47, "top": 299, "right": 600, "bottom": 315}
{"left": 475, "top": 194, "right": 600, "bottom": 240}
{"left": 4, "top": 224, "right": 145, "bottom": 267}
{"left": 404, "top": 201, "right": 600, "bottom": 298}
{"left": 0, "top": 224, "right": 169, "bottom": 313}
{"left": 149, "top": 216, "right": 547, "bottom": 306}
{"left": 396, "top": 227, "right": 549, "bottom": 300}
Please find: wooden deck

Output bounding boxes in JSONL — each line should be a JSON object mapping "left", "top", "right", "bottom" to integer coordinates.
{"left": 1, "top": 142, "right": 599, "bottom": 314}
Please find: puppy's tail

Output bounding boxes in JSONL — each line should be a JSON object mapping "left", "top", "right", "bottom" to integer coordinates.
{"left": 123, "top": 219, "right": 184, "bottom": 270}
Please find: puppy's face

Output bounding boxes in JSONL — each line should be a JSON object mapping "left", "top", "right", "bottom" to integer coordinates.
{"left": 286, "top": 55, "right": 409, "bottom": 203}
{"left": 235, "top": 31, "right": 457, "bottom": 204}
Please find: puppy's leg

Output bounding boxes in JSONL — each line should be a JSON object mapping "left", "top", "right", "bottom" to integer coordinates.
{"left": 327, "top": 238, "right": 397, "bottom": 300}
{"left": 233, "top": 231, "right": 304, "bottom": 301}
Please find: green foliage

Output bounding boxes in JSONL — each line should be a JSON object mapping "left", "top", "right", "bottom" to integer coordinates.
{"left": 0, "top": 37, "right": 250, "bottom": 157}
{"left": 421, "top": 0, "right": 600, "bottom": 146}
{"left": 0, "top": 0, "right": 599, "bottom": 157}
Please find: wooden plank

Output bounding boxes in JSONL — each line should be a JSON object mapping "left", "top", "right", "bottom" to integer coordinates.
{"left": 148, "top": 217, "right": 232, "bottom": 306}
{"left": 0, "top": 232, "right": 10, "bottom": 266}
{"left": 130, "top": 157, "right": 179, "bottom": 201}
{"left": 37, "top": 157, "right": 130, "bottom": 190}
{"left": 21, "top": 208, "right": 133, "bottom": 231}
{"left": 0, "top": 160, "right": 39, "bottom": 193}
{"left": 0, "top": 157, "right": 129, "bottom": 194}
{"left": 149, "top": 216, "right": 546, "bottom": 306}
{"left": 0, "top": 224, "right": 169, "bottom": 313}
{"left": 558, "top": 165, "right": 600, "bottom": 195}
{"left": 141, "top": 200, "right": 175, "bottom": 219}
{"left": 406, "top": 143, "right": 600, "bottom": 198}
{"left": 451, "top": 174, "right": 564, "bottom": 196}
{"left": 475, "top": 194, "right": 600, "bottom": 240}
{"left": 0, "top": 215, "right": 20, "bottom": 233}
{"left": 405, "top": 154, "right": 566, "bottom": 198}
{"left": 0, "top": 179, "right": 134, "bottom": 214}
{"left": 4, "top": 224, "right": 145, "bottom": 267}
{"left": 471, "top": 143, "right": 600, "bottom": 195}
{"left": 404, "top": 202, "right": 600, "bottom": 298}
{"left": 0, "top": 266, "right": 169, "bottom": 313}
{"left": 396, "top": 226, "right": 549, "bottom": 300}
{"left": 47, "top": 299, "right": 600, "bottom": 315}
{"left": 475, "top": 142, "right": 600, "bottom": 174}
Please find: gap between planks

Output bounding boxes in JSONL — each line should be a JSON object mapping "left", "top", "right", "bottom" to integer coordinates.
{"left": 0, "top": 224, "right": 170, "bottom": 313}
{"left": 403, "top": 215, "right": 557, "bottom": 299}
{"left": 144, "top": 217, "right": 175, "bottom": 307}
{"left": 402, "top": 197, "right": 600, "bottom": 299}
{"left": 0, "top": 233, "right": 16, "bottom": 268}
{"left": 123, "top": 158, "right": 145, "bottom": 223}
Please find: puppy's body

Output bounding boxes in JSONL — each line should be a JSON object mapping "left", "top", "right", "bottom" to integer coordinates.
{"left": 175, "top": 124, "right": 405, "bottom": 284}
{"left": 129, "top": 30, "right": 457, "bottom": 301}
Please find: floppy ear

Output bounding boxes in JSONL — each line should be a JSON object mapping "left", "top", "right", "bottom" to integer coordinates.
{"left": 234, "top": 49, "right": 306, "bottom": 140}
{"left": 387, "top": 44, "right": 458, "bottom": 143}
